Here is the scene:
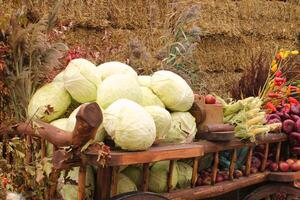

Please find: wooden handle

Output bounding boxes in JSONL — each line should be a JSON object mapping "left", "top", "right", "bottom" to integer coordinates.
{"left": 15, "top": 102, "right": 103, "bottom": 148}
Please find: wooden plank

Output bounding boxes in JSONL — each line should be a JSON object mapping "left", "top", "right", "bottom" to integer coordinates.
{"left": 261, "top": 143, "right": 269, "bottom": 172}
{"left": 110, "top": 166, "right": 119, "bottom": 197}
{"left": 275, "top": 142, "right": 282, "bottom": 163}
{"left": 78, "top": 165, "right": 86, "bottom": 200}
{"left": 211, "top": 152, "right": 219, "bottom": 185}
{"left": 142, "top": 163, "right": 150, "bottom": 192}
{"left": 199, "top": 133, "right": 286, "bottom": 153}
{"left": 191, "top": 157, "right": 200, "bottom": 187}
{"left": 86, "top": 143, "right": 204, "bottom": 166}
{"left": 167, "top": 160, "right": 175, "bottom": 192}
{"left": 164, "top": 173, "right": 268, "bottom": 200}
{"left": 229, "top": 149, "right": 237, "bottom": 180}
{"left": 85, "top": 133, "right": 286, "bottom": 167}
{"left": 268, "top": 171, "right": 300, "bottom": 182}
{"left": 245, "top": 146, "right": 253, "bottom": 176}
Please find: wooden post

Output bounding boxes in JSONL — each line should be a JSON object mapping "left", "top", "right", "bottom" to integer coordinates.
{"left": 78, "top": 165, "right": 87, "bottom": 200}
{"left": 96, "top": 167, "right": 112, "bottom": 200}
{"left": 275, "top": 142, "right": 282, "bottom": 164}
{"left": 261, "top": 143, "right": 269, "bottom": 172}
{"left": 211, "top": 152, "right": 219, "bottom": 185}
{"left": 191, "top": 157, "right": 200, "bottom": 187}
{"left": 246, "top": 146, "right": 253, "bottom": 176}
{"left": 41, "top": 139, "right": 46, "bottom": 159}
{"left": 167, "top": 160, "right": 175, "bottom": 192}
{"left": 229, "top": 149, "right": 237, "bottom": 180}
{"left": 142, "top": 163, "right": 150, "bottom": 191}
{"left": 49, "top": 168, "right": 60, "bottom": 199}
{"left": 110, "top": 166, "right": 119, "bottom": 197}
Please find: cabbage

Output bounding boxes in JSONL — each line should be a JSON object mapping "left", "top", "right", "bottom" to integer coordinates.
{"left": 53, "top": 71, "right": 64, "bottom": 82}
{"left": 63, "top": 58, "right": 101, "bottom": 103}
{"left": 117, "top": 173, "right": 137, "bottom": 195}
{"left": 149, "top": 161, "right": 178, "bottom": 193}
{"left": 122, "top": 166, "right": 142, "bottom": 187}
{"left": 57, "top": 166, "right": 95, "bottom": 200}
{"left": 28, "top": 82, "right": 71, "bottom": 122}
{"left": 164, "top": 112, "right": 197, "bottom": 144}
{"left": 177, "top": 162, "right": 193, "bottom": 189}
{"left": 97, "top": 74, "right": 142, "bottom": 109}
{"left": 144, "top": 106, "right": 171, "bottom": 141}
{"left": 97, "top": 61, "right": 137, "bottom": 80}
{"left": 46, "top": 118, "right": 69, "bottom": 157}
{"left": 104, "top": 99, "right": 156, "bottom": 151}
{"left": 66, "top": 104, "right": 106, "bottom": 142}
{"left": 138, "top": 75, "right": 151, "bottom": 87}
{"left": 140, "top": 87, "right": 164, "bottom": 108}
{"left": 150, "top": 70, "right": 194, "bottom": 111}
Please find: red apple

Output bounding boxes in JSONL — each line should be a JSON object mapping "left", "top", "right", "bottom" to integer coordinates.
{"left": 250, "top": 167, "right": 258, "bottom": 174}
{"left": 290, "top": 162, "right": 300, "bottom": 171}
{"left": 279, "top": 161, "right": 289, "bottom": 172}
{"left": 270, "top": 163, "right": 279, "bottom": 172}
{"left": 266, "top": 160, "right": 272, "bottom": 169}
{"left": 286, "top": 159, "right": 295, "bottom": 167}
{"left": 196, "top": 176, "right": 203, "bottom": 186}
{"left": 205, "top": 94, "right": 216, "bottom": 104}
{"left": 216, "top": 174, "right": 224, "bottom": 183}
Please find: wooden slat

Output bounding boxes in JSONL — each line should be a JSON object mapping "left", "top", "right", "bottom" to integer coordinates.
{"left": 229, "top": 149, "right": 237, "bottom": 180}
{"left": 268, "top": 171, "right": 300, "bottom": 182}
{"left": 164, "top": 173, "right": 268, "bottom": 200}
{"left": 78, "top": 165, "right": 86, "bottom": 200}
{"left": 245, "top": 146, "right": 253, "bottom": 176}
{"left": 261, "top": 143, "right": 269, "bottom": 172}
{"left": 142, "top": 163, "right": 150, "bottom": 191}
{"left": 110, "top": 166, "right": 119, "bottom": 197}
{"left": 275, "top": 142, "right": 282, "bottom": 163}
{"left": 167, "top": 160, "right": 175, "bottom": 192}
{"left": 191, "top": 157, "right": 200, "bottom": 187}
{"left": 211, "top": 152, "right": 219, "bottom": 185}
{"left": 86, "top": 143, "right": 204, "bottom": 166}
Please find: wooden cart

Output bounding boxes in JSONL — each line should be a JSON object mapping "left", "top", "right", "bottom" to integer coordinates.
{"left": 14, "top": 102, "right": 300, "bottom": 200}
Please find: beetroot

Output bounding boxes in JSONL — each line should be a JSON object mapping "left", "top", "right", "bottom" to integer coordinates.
{"left": 296, "top": 119, "right": 300, "bottom": 132}
{"left": 290, "top": 132, "right": 300, "bottom": 143}
{"left": 282, "top": 119, "right": 295, "bottom": 134}
{"left": 282, "top": 111, "right": 291, "bottom": 120}
{"left": 267, "top": 118, "right": 281, "bottom": 124}
{"left": 266, "top": 114, "right": 281, "bottom": 122}
{"left": 291, "top": 104, "right": 300, "bottom": 115}
{"left": 251, "top": 156, "right": 261, "bottom": 169}
{"left": 291, "top": 114, "right": 300, "bottom": 122}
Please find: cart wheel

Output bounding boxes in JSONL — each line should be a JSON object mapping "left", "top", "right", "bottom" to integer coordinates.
{"left": 243, "top": 183, "right": 300, "bottom": 200}
{"left": 109, "top": 191, "right": 169, "bottom": 200}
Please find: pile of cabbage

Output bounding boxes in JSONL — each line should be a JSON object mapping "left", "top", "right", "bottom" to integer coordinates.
{"left": 27, "top": 58, "right": 197, "bottom": 198}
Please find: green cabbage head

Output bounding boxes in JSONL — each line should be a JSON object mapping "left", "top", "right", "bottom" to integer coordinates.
{"left": 144, "top": 106, "right": 171, "bottom": 141}
{"left": 104, "top": 99, "right": 156, "bottom": 151}
{"left": 177, "top": 162, "right": 193, "bottom": 189}
{"left": 28, "top": 82, "right": 71, "bottom": 122}
{"left": 149, "top": 161, "right": 178, "bottom": 193}
{"left": 97, "top": 61, "right": 137, "bottom": 80}
{"left": 138, "top": 75, "right": 151, "bottom": 87}
{"left": 57, "top": 166, "right": 95, "bottom": 200}
{"left": 117, "top": 173, "right": 137, "bottom": 195}
{"left": 140, "top": 87, "right": 164, "bottom": 108}
{"left": 63, "top": 58, "right": 101, "bottom": 103}
{"left": 122, "top": 166, "right": 142, "bottom": 188}
{"left": 150, "top": 70, "right": 194, "bottom": 111}
{"left": 97, "top": 74, "right": 142, "bottom": 109}
{"left": 164, "top": 112, "right": 197, "bottom": 144}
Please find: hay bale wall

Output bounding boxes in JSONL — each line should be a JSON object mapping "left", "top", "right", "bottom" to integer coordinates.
{"left": 1, "top": 0, "right": 299, "bottom": 97}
